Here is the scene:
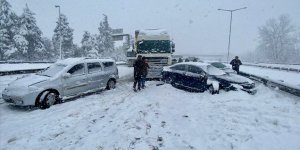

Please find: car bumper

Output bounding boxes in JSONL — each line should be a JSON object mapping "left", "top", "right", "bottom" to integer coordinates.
{"left": 2, "top": 90, "right": 40, "bottom": 106}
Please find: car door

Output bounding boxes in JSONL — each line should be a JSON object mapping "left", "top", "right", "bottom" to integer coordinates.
{"left": 101, "top": 61, "right": 114, "bottom": 84}
{"left": 63, "top": 63, "right": 89, "bottom": 96}
{"left": 186, "top": 65, "right": 207, "bottom": 91}
{"left": 169, "top": 64, "right": 187, "bottom": 86}
{"left": 86, "top": 62, "right": 106, "bottom": 90}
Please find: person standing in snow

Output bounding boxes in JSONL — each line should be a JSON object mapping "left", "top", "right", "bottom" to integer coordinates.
{"left": 230, "top": 56, "right": 242, "bottom": 74}
{"left": 133, "top": 55, "right": 144, "bottom": 91}
{"left": 141, "top": 57, "right": 150, "bottom": 89}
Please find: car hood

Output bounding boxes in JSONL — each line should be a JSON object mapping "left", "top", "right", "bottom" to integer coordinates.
{"left": 216, "top": 73, "right": 254, "bottom": 84}
{"left": 8, "top": 74, "right": 50, "bottom": 88}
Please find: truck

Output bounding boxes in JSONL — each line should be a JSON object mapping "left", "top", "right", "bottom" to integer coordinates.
{"left": 127, "top": 29, "right": 175, "bottom": 78}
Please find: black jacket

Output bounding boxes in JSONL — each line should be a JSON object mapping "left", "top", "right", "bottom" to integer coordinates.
{"left": 230, "top": 59, "right": 242, "bottom": 69}
{"left": 133, "top": 59, "right": 144, "bottom": 77}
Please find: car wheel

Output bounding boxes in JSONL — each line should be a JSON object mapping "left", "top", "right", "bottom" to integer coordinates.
{"left": 38, "top": 91, "right": 58, "bottom": 109}
{"left": 106, "top": 79, "right": 116, "bottom": 90}
{"left": 163, "top": 76, "right": 172, "bottom": 83}
{"left": 208, "top": 85, "right": 219, "bottom": 95}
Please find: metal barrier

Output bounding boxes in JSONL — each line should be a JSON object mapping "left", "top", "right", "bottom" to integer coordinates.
{"left": 239, "top": 71, "right": 300, "bottom": 97}
{"left": 0, "top": 69, "right": 45, "bottom": 76}
{"left": 243, "top": 64, "right": 300, "bottom": 73}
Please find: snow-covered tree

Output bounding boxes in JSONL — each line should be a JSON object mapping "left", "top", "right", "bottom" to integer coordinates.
{"left": 257, "top": 15, "right": 300, "bottom": 64}
{"left": 81, "top": 31, "right": 95, "bottom": 57}
{"left": 96, "top": 14, "right": 114, "bottom": 57}
{"left": 73, "top": 44, "right": 83, "bottom": 57}
{"left": 41, "top": 37, "right": 57, "bottom": 61}
{"left": 0, "top": 0, "right": 19, "bottom": 60}
{"left": 13, "top": 4, "right": 44, "bottom": 61}
{"left": 52, "top": 14, "right": 74, "bottom": 59}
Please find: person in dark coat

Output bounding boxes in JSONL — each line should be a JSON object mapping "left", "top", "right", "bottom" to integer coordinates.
{"left": 141, "top": 57, "right": 150, "bottom": 89}
{"left": 230, "top": 56, "right": 242, "bottom": 74}
{"left": 133, "top": 55, "right": 143, "bottom": 91}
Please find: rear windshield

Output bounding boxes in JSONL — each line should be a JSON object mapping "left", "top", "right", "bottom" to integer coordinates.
{"left": 211, "top": 62, "right": 226, "bottom": 69}
{"left": 206, "top": 65, "right": 226, "bottom": 76}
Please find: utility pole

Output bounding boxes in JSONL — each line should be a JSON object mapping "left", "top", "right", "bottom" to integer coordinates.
{"left": 218, "top": 7, "right": 247, "bottom": 63}
{"left": 55, "top": 5, "right": 62, "bottom": 59}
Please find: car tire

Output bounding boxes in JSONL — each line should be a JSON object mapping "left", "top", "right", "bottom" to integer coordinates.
{"left": 208, "top": 85, "right": 219, "bottom": 95}
{"left": 106, "top": 79, "right": 116, "bottom": 90}
{"left": 38, "top": 91, "right": 59, "bottom": 109}
{"left": 163, "top": 76, "right": 172, "bottom": 83}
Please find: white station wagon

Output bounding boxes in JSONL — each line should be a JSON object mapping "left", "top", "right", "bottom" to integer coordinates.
{"left": 2, "top": 58, "right": 119, "bottom": 109}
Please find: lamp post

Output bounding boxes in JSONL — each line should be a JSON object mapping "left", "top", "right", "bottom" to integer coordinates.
{"left": 218, "top": 7, "right": 247, "bottom": 63}
{"left": 55, "top": 5, "right": 62, "bottom": 59}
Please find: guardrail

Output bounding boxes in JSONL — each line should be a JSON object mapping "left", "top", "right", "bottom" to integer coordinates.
{"left": 0, "top": 62, "right": 128, "bottom": 76}
{"left": 0, "top": 69, "right": 45, "bottom": 76}
{"left": 239, "top": 71, "right": 300, "bottom": 97}
{"left": 0, "top": 61, "right": 55, "bottom": 64}
{"left": 243, "top": 63, "right": 300, "bottom": 73}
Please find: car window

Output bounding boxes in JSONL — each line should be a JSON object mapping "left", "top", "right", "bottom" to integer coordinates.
{"left": 88, "top": 62, "right": 102, "bottom": 74}
{"left": 211, "top": 62, "right": 226, "bottom": 69}
{"left": 207, "top": 65, "right": 226, "bottom": 76}
{"left": 187, "top": 65, "right": 203, "bottom": 74}
{"left": 103, "top": 62, "right": 114, "bottom": 68}
{"left": 170, "top": 64, "right": 185, "bottom": 71}
{"left": 67, "top": 63, "right": 85, "bottom": 75}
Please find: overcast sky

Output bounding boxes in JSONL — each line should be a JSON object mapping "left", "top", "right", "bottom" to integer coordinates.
{"left": 9, "top": 0, "right": 300, "bottom": 56}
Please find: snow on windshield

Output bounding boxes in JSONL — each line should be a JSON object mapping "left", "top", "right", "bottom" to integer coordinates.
{"left": 206, "top": 65, "right": 226, "bottom": 76}
{"left": 38, "top": 64, "right": 67, "bottom": 77}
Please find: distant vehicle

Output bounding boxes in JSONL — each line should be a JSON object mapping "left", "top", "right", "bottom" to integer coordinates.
{"left": 210, "top": 62, "right": 235, "bottom": 73}
{"left": 162, "top": 62, "right": 256, "bottom": 94}
{"left": 126, "top": 29, "right": 175, "bottom": 78}
{"left": 2, "top": 58, "right": 119, "bottom": 109}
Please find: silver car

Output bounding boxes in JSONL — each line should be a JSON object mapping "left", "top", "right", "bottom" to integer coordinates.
{"left": 2, "top": 58, "right": 119, "bottom": 109}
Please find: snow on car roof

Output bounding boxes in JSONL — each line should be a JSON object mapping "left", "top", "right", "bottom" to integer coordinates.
{"left": 55, "top": 57, "right": 115, "bottom": 65}
{"left": 180, "top": 62, "right": 210, "bottom": 68}
{"left": 176, "top": 62, "right": 226, "bottom": 75}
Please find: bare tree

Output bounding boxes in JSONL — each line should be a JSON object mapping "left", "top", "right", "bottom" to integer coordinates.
{"left": 257, "top": 15, "right": 299, "bottom": 64}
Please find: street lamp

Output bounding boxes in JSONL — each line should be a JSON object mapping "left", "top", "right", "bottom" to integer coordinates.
{"left": 218, "top": 7, "right": 247, "bottom": 63}
{"left": 55, "top": 5, "right": 62, "bottom": 59}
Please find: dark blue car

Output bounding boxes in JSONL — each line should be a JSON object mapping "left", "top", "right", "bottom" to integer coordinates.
{"left": 162, "top": 62, "right": 256, "bottom": 94}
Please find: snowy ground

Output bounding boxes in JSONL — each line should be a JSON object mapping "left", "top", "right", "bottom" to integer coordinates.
{"left": 240, "top": 65, "right": 300, "bottom": 89}
{"left": 1, "top": 66, "right": 300, "bottom": 150}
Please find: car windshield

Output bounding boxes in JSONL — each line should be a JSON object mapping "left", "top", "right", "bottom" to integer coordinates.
{"left": 206, "top": 65, "right": 226, "bottom": 76}
{"left": 37, "top": 64, "right": 67, "bottom": 77}
{"left": 211, "top": 62, "right": 227, "bottom": 69}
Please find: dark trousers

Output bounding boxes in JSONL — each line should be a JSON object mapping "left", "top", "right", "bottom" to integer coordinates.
{"left": 141, "top": 75, "right": 146, "bottom": 88}
{"left": 233, "top": 67, "right": 240, "bottom": 74}
{"left": 133, "top": 76, "right": 142, "bottom": 90}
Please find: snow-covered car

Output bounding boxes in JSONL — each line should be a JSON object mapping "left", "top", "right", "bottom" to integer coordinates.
{"left": 162, "top": 62, "right": 256, "bottom": 94}
{"left": 2, "top": 58, "right": 119, "bottom": 109}
{"left": 210, "top": 62, "right": 234, "bottom": 73}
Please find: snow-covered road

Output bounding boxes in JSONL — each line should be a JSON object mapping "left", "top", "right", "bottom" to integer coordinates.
{"left": 1, "top": 66, "right": 300, "bottom": 150}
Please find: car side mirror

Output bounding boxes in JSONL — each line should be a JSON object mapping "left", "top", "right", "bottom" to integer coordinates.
{"left": 63, "top": 73, "right": 71, "bottom": 78}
